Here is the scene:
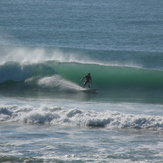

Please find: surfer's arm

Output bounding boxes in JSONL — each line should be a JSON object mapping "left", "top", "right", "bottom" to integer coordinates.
{"left": 80, "top": 76, "right": 85, "bottom": 81}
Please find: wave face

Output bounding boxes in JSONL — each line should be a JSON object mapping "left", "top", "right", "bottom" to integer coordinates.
{"left": 0, "top": 61, "right": 163, "bottom": 91}
{"left": 0, "top": 46, "right": 163, "bottom": 92}
{"left": 55, "top": 62, "right": 163, "bottom": 90}
{"left": 0, "top": 104, "right": 163, "bottom": 131}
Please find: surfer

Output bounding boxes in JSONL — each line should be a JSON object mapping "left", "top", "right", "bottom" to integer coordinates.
{"left": 80, "top": 73, "right": 92, "bottom": 88}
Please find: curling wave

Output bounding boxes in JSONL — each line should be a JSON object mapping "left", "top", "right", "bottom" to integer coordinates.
{"left": 0, "top": 60, "right": 163, "bottom": 91}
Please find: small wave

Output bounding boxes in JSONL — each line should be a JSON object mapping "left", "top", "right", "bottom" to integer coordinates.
{"left": 0, "top": 105, "right": 163, "bottom": 131}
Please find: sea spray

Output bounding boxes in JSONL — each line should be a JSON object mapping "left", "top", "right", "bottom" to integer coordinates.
{"left": 38, "top": 75, "right": 82, "bottom": 92}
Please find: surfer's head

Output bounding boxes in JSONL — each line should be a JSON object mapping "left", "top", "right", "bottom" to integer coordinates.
{"left": 88, "top": 73, "right": 90, "bottom": 76}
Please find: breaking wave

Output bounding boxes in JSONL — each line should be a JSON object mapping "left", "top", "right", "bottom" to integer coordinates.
{"left": 0, "top": 104, "right": 163, "bottom": 131}
{"left": 0, "top": 60, "right": 163, "bottom": 91}
{"left": 0, "top": 45, "right": 163, "bottom": 93}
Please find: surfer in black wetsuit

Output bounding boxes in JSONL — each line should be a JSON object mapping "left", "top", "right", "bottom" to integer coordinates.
{"left": 80, "top": 73, "right": 92, "bottom": 88}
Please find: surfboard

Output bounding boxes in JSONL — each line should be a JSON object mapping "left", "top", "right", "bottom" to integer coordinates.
{"left": 81, "top": 88, "right": 97, "bottom": 93}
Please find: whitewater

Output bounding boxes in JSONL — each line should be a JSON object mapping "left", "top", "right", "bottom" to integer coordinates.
{"left": 0, "top": 0, "right": 163, "bottom": 162}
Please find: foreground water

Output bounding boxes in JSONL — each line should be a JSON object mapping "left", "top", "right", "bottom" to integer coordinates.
{"left": 0, "top": 0, "right": 163, "bottom": 162}
{"left": 0, "top": 95, "right": 163, "bottom": 162}
{"left": 1, "top": 123, "right": 163, "bottom": 163}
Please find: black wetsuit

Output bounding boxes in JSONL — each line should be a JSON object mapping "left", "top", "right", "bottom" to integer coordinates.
{"left": 83, "top": 75, "right": 92, "bottom": 87}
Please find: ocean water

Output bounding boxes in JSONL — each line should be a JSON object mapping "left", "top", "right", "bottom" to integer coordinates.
{"left": 0, "top": 0, "right": 163, "bottom": 162}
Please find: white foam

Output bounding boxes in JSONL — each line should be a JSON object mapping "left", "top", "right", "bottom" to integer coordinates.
{"left": 0, "top": 104, "right": 163, "bottom": 131}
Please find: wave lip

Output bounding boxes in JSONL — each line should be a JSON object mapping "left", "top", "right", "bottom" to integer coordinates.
{"left": 0, "top": 105, "right": 163, "bottom": 131}
{"left": 0, "top": 61, "right": 56, "bottom": 83}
